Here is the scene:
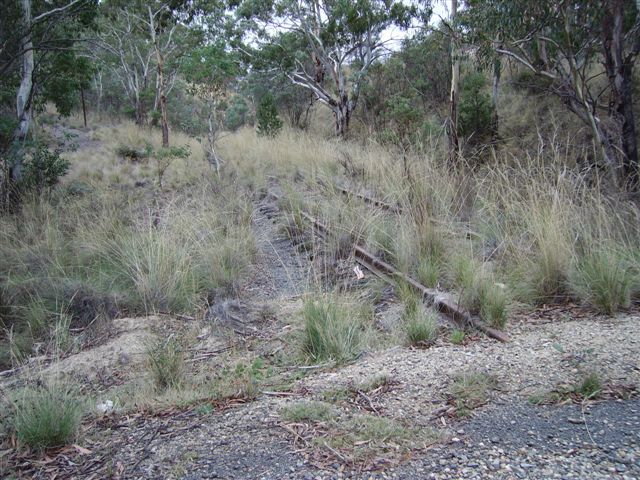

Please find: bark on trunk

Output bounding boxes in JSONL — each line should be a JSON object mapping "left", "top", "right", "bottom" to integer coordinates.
{"left": 490, "top": 56, "right": 501, "bottom": 142}
{"left": 335, "top": 100, "right": 351, "bottom": 138}
{"left": 4, "top": 0, "right": 34, "bottom": 209}
{"left": 603, "top": 0, "right": 639, "bottom": 190}
{"left": 448, "top": 0, "right": 460, "bottom": 164}
{"left": 81, "top": 87, "right": 87, "bottom": 127}
{"left": 158, "top": 61, "right": 169, "bottom": 147}
{"left": 149, "top": 7, "right": 169, "bottom": 147}
{"left": 134, "top": 93, "right": 145, "bottom": 126}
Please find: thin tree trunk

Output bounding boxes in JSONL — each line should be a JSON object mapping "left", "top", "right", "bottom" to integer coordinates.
{"left": 490, "top": 56, "right": 501, "bottom": 142}
{"left": 12, "top": 0, "right": 35, "bottom": 184}
{"left": 149, "top": 7, "right": 169, "bottom": 147}
{"left": 157, "top": 56, "right": 169, "bottom": 147}
{"left": 207, "top": 109, "right": 220, "bottom": 177}
{"left": 81, "top": 87, "right": 87, "bottom": 127}
{"left": 603, "top": 0, "right": 639, "bottom": 190}
{"left": 94, "top": 71, "right": 103, "bottom": 117}
{"left": 448, "top": 0, "right": 460, "bottom": 164}
{"left": 335, "top": 100, "right": 350, "bottom": 138}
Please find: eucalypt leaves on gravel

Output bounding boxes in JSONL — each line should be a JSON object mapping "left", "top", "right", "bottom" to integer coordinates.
{"left": 528, "top": 372, "right": 638, "bottom": 406}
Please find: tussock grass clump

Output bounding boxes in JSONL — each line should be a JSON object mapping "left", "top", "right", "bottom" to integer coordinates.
{"left": 404, "top": 306, "right": 439, "bottom": 347}
{"left": 529, "top": 372, "right": 605, "bottom": 405}
{"left": 12, "top": 384, "right": 84, "bottom": 451}
{"left": 477, "top": 280, "right": 509, "bottom": 329}
{"left": 569, "top": 247, "right": 634, "bottom": 314}
{"left": 450, "top": 329, "right": 466, "bottom": 345}
{"left": 448, "top": 255, "right": 509, "bottom": 328}
{"left": 417, "top": 255, "right": 443, "bottom": 288}
{"left": 104, "top": 228, "right": 198, "bottom": 312}
{"left": 146, "top": 338, "right": 185, "bottom": 390}
{"left": 301, "top": 295, "right": 371, "bottom": 364}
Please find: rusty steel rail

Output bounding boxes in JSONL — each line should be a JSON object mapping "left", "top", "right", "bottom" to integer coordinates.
{"left": 296, "top": 209, "right": 509, "bottom": 343}
{"left": 334, "top": 185, "right": 403, "bottom": 215}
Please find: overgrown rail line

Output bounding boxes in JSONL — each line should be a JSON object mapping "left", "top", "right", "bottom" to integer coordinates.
{"left": 268, "top": 183, "right": 508, "bottom": 343}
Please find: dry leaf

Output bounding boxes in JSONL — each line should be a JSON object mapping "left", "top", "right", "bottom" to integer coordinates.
{"left": 73, "top": 444, "right": 92, "bottom": 455}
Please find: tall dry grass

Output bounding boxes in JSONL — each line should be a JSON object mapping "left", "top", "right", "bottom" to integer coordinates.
{"left": 219, "top": 123, "right": 640, "bottom": 317}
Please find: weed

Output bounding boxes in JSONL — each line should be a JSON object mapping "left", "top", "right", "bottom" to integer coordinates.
{"left": 576, "top": 372, "right": 602, "bottom": 399}
{"left": 12, "top": 384, "right": 84, "bottom": 451}
{"left": 146, "top": 338, "right": 184, "bottom": 390}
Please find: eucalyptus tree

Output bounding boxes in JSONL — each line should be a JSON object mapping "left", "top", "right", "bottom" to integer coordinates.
{"left": 95, "top": 7, "right": 156, "bottom": 126}
{"left": 0, "top": 0, "right": 97, "bottom": 205}
{"left": 463, "top": 0, "right": 640, "bottom": 190}
{"left": 238, "top": 0, "right": 427, "bottom": 137}
{"left": 96, "top": 0, "right": 203, "bottom": 146}
{"left": 182, "top": 41, "right": 241, "bottom": 174}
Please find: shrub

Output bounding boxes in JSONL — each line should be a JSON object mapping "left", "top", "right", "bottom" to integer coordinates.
{"left": 569, "top": 248, "right": 633, "bottom": 314}
{"left": 256, "top": 93, "right": 283, "bottom": 137}
{"left": 458, "top": 72, "right": 494, "bottom": 140}
{"left": 404, "top": 306, "right": 439, "bottom": 347}
{"left": 20, "top": 144, "right": 70, "bottom": 195}
{"left": 146, "top": 338, "right": 184, "bottom": 390}
{"left": 224, "top": 96, "right": 249, "bottom": 132}
{"left": 13, "top": 384, "right": 84, "bottom": 451}
{"left": 301, "top": 296, "right": 365, "bottom": 364}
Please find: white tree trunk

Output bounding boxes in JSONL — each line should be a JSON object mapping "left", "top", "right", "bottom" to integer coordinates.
{"left": 448, "top": 0, "right": 460, "bottom": 164}
{"left": 12, "top": 0, "right": 35, "bottom": 182}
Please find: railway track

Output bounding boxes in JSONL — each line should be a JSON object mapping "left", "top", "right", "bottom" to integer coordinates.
{"left": 267, "top": 181, "right": 509, "bottom": 343}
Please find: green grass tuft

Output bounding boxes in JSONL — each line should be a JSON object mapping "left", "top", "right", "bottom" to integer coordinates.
{"left": 404, "top": 307, "right": 439, "bottom": 347}
{"left": 449, "top": 329, "right": 466, "bottom": 345}
{"left": 281, "top": 401, "right": 336, "bottom": 423}
{"left": 576, "top": 372, "right": 602, "bottom": 399}
{"left": 301, "top": 295, "right": 368, "bottom": 364}
{"left": 569, "top": 248, "right": 633, "bottom": 314}
{"left": 146, "top": 338, "right": 185, "bottom": 390}
{"left": 12, "top": 384, "right": 84, "bottom": 451}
